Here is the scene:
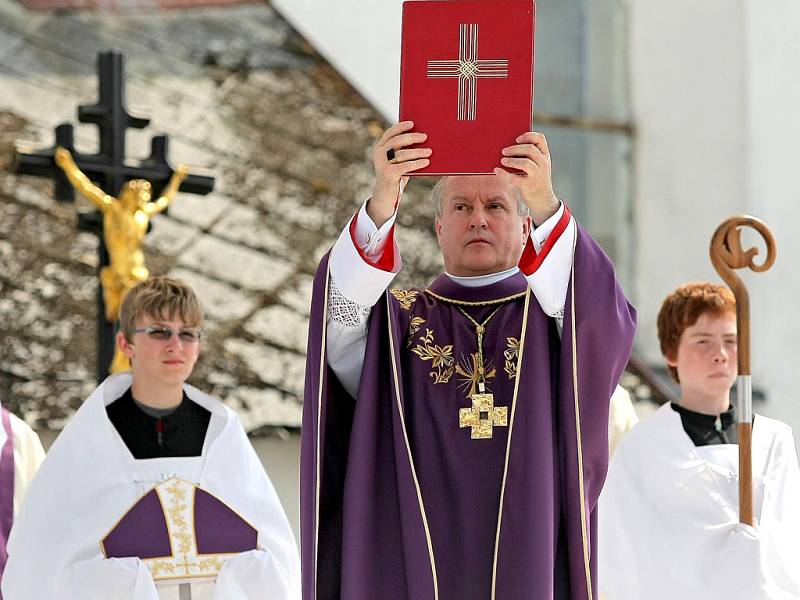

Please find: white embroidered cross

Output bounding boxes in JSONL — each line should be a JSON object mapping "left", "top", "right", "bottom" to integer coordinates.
{"left": 427, "top": 23, "right": 509, "bottom": 121}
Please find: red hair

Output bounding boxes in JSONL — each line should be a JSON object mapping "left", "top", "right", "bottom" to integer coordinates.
{"left": 657, "top": 282, "right": 735, "bottom": 382}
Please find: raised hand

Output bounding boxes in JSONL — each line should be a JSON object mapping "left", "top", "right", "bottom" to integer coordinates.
{"left": 494, "top": 131, "right": 560, "bottom": 226}
{"left": 369, "top": 121, "right": 432, "bottom": 227}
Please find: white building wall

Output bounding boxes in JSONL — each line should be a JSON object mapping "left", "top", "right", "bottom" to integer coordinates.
{"left": 271, "top": 0, "right": 403, "bottom": 121}
{"left": 630, "top": 0, "right": 748, "bottom": 358}
{"left": 742, "top": 0, "right": 800, "bottom": 431}
{"left": 274, "top": 0, "right": 800, "bottom": 434}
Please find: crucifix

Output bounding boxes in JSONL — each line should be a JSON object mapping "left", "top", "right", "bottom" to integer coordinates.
{"left": 13, "top": 51, "right": 214, "bottom": 381}
{"left": 427, "top": 23, "right": 509, "bottom": 121}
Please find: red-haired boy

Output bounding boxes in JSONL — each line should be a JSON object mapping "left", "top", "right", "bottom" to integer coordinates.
{"left": 600, "top": 282, "right": 800, "bottom": 599}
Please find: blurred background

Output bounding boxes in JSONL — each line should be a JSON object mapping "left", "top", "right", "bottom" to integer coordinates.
{"left": 1, "top": 0, "right": 798, "bottom": 540}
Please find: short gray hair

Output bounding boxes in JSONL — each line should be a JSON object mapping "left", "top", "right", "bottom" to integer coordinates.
{"left": 431, "top": 177, "right": 530, "bottom": 218}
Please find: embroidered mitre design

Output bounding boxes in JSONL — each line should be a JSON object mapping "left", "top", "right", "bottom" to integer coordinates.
{"left": 102, "top": 477, "right": 258, "bottom": 583}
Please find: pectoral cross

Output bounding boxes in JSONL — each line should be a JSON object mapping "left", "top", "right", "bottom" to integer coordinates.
{"left": 459, "top": 382, "right": 508, "bottom": 440}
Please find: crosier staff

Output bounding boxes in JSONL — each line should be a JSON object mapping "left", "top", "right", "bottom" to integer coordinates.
{"left": 709, "top": 216, "right": 776, "bottom": 526}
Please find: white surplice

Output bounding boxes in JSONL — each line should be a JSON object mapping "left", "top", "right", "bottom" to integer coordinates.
{"left": 2, "top": 373, "right": 300, "bottom": 600}
{"left": 599, "top": 403, "right": 800, "bottom": 600}
{"left": 0, "top": 405, "right": 46, "bottom": 516}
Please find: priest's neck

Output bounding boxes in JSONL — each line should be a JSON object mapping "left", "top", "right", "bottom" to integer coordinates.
{"left": 445, "top": 265, "right": 519, "bottom": 288}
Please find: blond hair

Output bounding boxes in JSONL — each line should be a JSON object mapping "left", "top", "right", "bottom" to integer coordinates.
{"left": 119, "top": 276, "right": 204, "bottom": 342}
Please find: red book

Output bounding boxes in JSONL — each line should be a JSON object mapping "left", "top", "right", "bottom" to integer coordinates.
{"left": 399, "top": 0, "right": 536, "bottom": 176}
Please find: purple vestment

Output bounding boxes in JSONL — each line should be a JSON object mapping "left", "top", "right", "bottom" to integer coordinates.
{"left": 301, "top": 224, "right": 636, "bottom": 600}
{"left": 0, "top": 407, "right": 15, "bottom": 597}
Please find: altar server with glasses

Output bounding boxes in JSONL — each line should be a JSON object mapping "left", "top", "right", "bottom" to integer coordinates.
{"left": 3, "top": 276, "right": 299, "bottom": 599}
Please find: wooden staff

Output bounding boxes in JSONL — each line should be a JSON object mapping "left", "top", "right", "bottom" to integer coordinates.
{"left": 709, "top": 216, "right": 776, "bottom": 526}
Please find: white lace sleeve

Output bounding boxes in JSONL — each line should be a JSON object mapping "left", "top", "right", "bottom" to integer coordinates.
{"left": 329, "top": 278, "right": 372, "bottom": 328}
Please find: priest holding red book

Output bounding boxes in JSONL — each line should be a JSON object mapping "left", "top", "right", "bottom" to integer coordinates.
{"left": 301, "top": 119, "right": 636, "bottom": 600}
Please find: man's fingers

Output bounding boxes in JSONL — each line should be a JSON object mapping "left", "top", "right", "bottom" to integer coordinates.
{"left": 379, "top": 121, "right": 416, "bottom": 146}
{"left": 384, "top": 132, "right": 428, "bottom": 152}
{"left": 515, "top": 131, "right": 549, "bottom": 155}
{"left": 501, "top": 143, "right": 548, "bottom": 167}
{"left": 391, "top": 148, "right": 432, "bottom": 163}
{"left": 500, "top": 156, "right": 539, "bottom": 174}
{"left": 493, "top": 167, "right": 517, "bottom": 185}
{"left": 391, "top": 158, "right": 430, "bottom": 175}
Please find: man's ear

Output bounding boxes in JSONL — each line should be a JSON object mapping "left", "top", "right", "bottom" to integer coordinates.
{"left": 435, "top": 218, "right": 443, "bottom": 245}
{"left": 522, "top": 215, "right": 532, "bottom": 244}
{"left": 664, "top": 353, "right": 678, "bottom": 368}
{"left": 117, "top": 331, "right": 135, "bottom": 360}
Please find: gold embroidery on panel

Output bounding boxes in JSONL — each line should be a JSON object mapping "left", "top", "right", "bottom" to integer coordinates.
{"left": 150, "top": 561, "right": 176, "bottom": 577}
{"left": 503, "top": 337, "right": 520, "bottom": 380}
{"left": 390, "top": 288, "right": 420, "bottom": 310}
{"left": 410, "top": 328, "right": 454, "bottom": 384}
{"left": 198, "top": 557, "right": 224, "bottom": 572}
{"left": 455, "top": 352, "right": 496, "bottom": 397}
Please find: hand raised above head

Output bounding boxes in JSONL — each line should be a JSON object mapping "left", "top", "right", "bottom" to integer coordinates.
{"left": 494, "top": 131, "right": 560, "bottom": 226}
{"left": 369, "top": 121, "right": 432, "bottom": 227}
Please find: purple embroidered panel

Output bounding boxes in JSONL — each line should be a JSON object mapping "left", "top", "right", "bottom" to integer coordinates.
{"left": 194, "top": 487, "right": 258, "bottom": 555}
{"left": 102, "top": 488, "right": 172, "bottom": 559}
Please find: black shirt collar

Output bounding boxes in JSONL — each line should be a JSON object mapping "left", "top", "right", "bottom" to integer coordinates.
{"left": 670, "top": 402, "right": 738, "bottom": 446}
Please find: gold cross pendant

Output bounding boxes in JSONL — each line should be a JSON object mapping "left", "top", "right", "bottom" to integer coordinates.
{"left": 459, "top": 392, "right": 508, "bottom": 439}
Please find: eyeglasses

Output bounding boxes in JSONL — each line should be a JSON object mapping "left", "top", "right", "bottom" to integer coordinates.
{"left": 132, "top": 326, "right": 203, "bottom": 343}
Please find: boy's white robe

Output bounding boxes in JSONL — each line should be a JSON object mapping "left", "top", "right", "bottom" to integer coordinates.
{"left": 2, "top": 373, "right": 300, "bottom": 600}
{"left": 599, "top": 403, "right": 800, "bottom": 600}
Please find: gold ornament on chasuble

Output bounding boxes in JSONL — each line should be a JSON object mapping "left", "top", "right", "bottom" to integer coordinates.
{"left": 405, "top": 304, "right": 525, "bottom": 440}
{"left": 455, "top": 352, "right": 496, "bottom": 397}
{"left": 410, "top": 328, "right": 455, "bottom": 384}
{"left": 390, "top": 288, "right": 420, "bottom": 310}
{"left": 503, "top": 337, "right": 521, "bottom": 380}
{"left": 407, "top": 316, "right": 427, "bottom": 347}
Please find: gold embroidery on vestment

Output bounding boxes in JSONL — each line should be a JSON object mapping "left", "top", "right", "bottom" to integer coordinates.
{"left": 407, "top": 316, "right": 426, "bottom": 347}
{"left": 410, "top": 328, "right": 454, "bottom": 384}
{"left": 455, "top": 352, "right": 496, "bottom": 397}
{"left": 503, "top": 337, "right": 520, "bottom": 380}
{"left": 390, "top": 288, "right": 420, "bottom": 310}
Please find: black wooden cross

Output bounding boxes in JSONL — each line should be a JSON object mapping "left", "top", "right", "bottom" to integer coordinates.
{"left": 13, "top": 50, "right": 215, "bottom": 381}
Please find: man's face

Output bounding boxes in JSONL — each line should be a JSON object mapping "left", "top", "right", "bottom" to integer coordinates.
{"left": 435, "top": 176, "right": 531, "bottom": 277}
{"left": 118, "top": 313, "right": 201, "bottom": 387}
{"left": 667, "top": 311, "right": 738, "bottom": 408}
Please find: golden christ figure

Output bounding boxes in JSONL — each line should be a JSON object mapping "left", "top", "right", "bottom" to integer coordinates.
{"left": 55, "top": 147, "right": 188, "bottom": 371}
